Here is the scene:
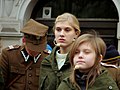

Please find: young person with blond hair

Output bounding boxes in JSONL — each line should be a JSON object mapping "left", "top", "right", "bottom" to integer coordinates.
{"left": 39, "top": 13, "right": 81, "bottom": 90}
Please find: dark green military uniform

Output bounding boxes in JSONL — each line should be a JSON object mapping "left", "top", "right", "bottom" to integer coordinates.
{"left": 39, "top": 46, "right": 71, "bottom": 90}
{"left": 57, "top": 67, "right": 119, "bottom": 90}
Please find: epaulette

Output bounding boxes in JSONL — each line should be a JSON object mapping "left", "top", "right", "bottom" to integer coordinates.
{"left": 43, "top": 49, "right": 51, "bottom": 54}
{"left": 101, "top": 62, "right": 118, "bottom": 68}
{"left": 6, "top": 45, "right": 20, "bottom": 51}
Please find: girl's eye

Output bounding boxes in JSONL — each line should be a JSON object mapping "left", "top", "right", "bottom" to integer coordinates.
{"left": 55, "top": 27, "right": 61, "bottom": 32}
{"left": 65, "top": 27, "right": 71, "bottom": 32}
{"left": 75, "top": 50, "right": 79, "bottom": 54}
{"left": 84, "top": 50, "right": 91, "bottom": 54}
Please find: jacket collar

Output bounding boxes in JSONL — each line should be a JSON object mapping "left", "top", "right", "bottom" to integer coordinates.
{"left": 20, "top": 46, "right": 41, "bottom": 63}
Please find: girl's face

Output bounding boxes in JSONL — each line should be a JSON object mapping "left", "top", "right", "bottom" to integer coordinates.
{"left": 73, "top": 42, "right": 96, "bottom": 72}
{"left": 54, "top": 21, "right": 78, "bottom": 48}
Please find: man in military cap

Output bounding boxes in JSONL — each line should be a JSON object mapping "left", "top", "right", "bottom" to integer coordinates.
{"left": 0, "top": 19, "right": 49, "bottom": 90}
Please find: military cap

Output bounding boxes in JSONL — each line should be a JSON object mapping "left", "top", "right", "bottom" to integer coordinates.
{"left": 20, "top": 19, "right": 49, "bottom": 36}
{"left": 20, "top": 19, "right": 49, "bottom": 52}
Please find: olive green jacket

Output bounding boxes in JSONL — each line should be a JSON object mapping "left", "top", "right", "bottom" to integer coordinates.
{"left": 39, "top": 46, "right": 71, "bottom": 90}
{"left": 57, "top": 67, "right": 119, "bottom": 90}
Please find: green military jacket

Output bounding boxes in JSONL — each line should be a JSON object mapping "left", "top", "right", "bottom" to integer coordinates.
{"left": 57, "top": 67, "right": 119, "bottom": 90}
{"left": 39, "top": 46, "right": 71, "bottom": 90}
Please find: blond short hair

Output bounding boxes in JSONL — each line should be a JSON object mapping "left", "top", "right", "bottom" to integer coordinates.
{"left": 54, "top": 13, "right": 81, "bottom": 35}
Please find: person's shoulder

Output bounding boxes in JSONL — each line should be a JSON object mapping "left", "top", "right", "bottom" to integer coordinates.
{"left": 2, "top": 45, "right": 21, "bottom": 52}
{"left": 5, "top": 45, "right": 21, "bottom": 50}
{"left": 0, "top": 45, "right": 21, "bottom": 55}
{"left": 43, "top": 49, "right": 51, "bottom": 54}
{"left": 41, "top": 47, "right": 57, "bottom": 64}
{"left": 41, "top": 54, "right": 51, "bottom": 63}
{"left": 57, "top": 77, "right": 75, "bottom": 90}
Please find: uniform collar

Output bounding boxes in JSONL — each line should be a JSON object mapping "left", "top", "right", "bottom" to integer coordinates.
{"left": 21, "top": 48, "right": 41, "bottom": 63}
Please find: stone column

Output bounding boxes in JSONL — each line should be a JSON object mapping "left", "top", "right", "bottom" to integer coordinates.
{"left": 0, "top": 0, "right": 23, "bottom": 52}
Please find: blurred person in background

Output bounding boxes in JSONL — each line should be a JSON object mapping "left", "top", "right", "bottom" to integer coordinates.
{"left": 102, "top": 44, "right": 120, "bottom": 67}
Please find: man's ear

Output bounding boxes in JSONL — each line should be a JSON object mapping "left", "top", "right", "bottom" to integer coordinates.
{"left": 99, "top": 54, "right": 103, "bottom": 62}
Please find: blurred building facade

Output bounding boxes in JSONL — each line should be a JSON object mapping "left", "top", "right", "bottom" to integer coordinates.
{"left": 0, "top": 0, "right": 120, "bottom": 52}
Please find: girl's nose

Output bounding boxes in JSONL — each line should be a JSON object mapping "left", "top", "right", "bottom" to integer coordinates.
{"left": 78, "top": 52, "right": 83, "bottom": 58}
{"left": 60, "top": 30, "right": 65, "bottom": 36}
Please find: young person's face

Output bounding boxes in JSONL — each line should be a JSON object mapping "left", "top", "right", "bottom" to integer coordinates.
{"left": 54, "top": 21, "right": 78, "bottom": 48}
{"left": 73, "top": 42, "right": 96, "bottom": 72}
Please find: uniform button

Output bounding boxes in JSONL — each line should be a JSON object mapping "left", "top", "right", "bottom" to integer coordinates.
{"left": 57, "top": 72, "right": 62, "bottom": 77}
{"left": 55, "top": 71, "right": 57, "bottom": 73}
{"left": 60, "top": 71, "right": 62, "bottom": 74}
{"left": 108, "top": 86, "right": 112, "bottom": 89}
{"left": 29, "top": 67, "right": 32, "bottom": 70}
{"left": 16, "top": 69, "right": 19, "bottom": 73}
{"left": 28, "top": 81, "right": 31, "bottom": 84}
{"left": 28, "top": 74, "right": 32, "bottom": 77}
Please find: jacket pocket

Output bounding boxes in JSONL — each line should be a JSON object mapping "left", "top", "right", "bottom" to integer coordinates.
{"left": 9, "top": 65, "right": 25, "bottom": 83}
{"left": 10, "top": 65, "right": 25, "bottom": 74}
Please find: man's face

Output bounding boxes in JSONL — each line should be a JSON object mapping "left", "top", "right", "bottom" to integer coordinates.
{"left": 24, "top": 34, "right": 43, "bottom": 45}
{"left": 23, "top": 33, "right": 47, "bottom": 53}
